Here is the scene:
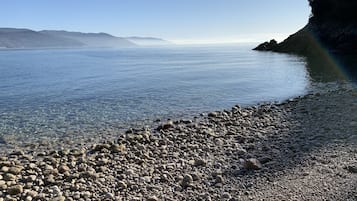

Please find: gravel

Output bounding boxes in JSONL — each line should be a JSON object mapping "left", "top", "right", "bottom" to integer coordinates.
{"left": 0, "top": 82, "right": 356, "bottom": 200}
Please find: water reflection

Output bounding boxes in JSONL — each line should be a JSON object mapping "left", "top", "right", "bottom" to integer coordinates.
{"left": 305, "top": 53, "right": 357, "bottom": 83}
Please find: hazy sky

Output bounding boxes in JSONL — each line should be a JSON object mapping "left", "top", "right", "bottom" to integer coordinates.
{"left": 1, "top": 0, "right": 310, "bottom": 44}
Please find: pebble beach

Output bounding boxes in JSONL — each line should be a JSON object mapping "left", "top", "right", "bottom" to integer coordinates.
{"left": 0, "top": 82, "right": 356, "bottom": 201}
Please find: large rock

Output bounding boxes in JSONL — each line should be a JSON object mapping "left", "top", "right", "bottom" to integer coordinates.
{"left": 253, "top": 39, "right": 277, "bottom": 51}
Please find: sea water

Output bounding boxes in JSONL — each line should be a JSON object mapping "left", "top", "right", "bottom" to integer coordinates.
{"left": 0, "top": 45, "right": 309, "bottom": 145}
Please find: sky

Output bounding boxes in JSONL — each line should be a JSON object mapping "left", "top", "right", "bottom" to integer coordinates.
{"left": 1, "top": 0, "right": 310, "bottom": 44}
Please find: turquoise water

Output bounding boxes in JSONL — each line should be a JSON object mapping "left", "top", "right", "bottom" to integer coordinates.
{"left": 0, "top": 45, "right": 309, "bottom": 144}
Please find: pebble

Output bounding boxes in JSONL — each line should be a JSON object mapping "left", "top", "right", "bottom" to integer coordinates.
{"left": 117, "top": 181, "right": 127, "bottom": 189}
{"left": 208, "top": 112, "right": 218, "bottom": 117}
{"left": 0, "top": 166, "right": 9, "bottom": 173}
{"left": 182, "top": 174, "right": 193, "bottom": 187}
{"left": 58, "top": 165, "right": 70, "bottom": 173}
{"left": 7, "top": 185, "right": 23, "bottom": 195}
{"left": 104, "top": 192, "right": 115, "bottom": 199}
{"left": 158, "top": 120, "right": 174, "bottom": 130}
{"left": 194, "top": 158, "right": 207, "bottom": 166}
{"left": 46, "top": 174, "right": 56, "bottom": 184}
{"left": 9, "top": 166, "right": 22, "bottom": 175}
{"left": 52, "top": 196, "right": 65, "bottom": 201}
{"left": 147, "top": 196, "right": 159, "bottom": 201}
{"left": 3, "top": 174, "right": 16, "bottom": 181}
{"left": 221, "top": 192, "right": 231, "bottom": 200}
{"left": 111, "top": 144, "right": 125, "bottom": 153}
{"left": 347, "top": 165, "right": 357, "bottom": 173}
{"left": 244, "top": 158, "right": 262, "bottom": 170}
{"left": 215, "top": 175, "right": 225, "bottom": 184}
{"left": 0, "top": 84, "right": 355, "bottom": 200}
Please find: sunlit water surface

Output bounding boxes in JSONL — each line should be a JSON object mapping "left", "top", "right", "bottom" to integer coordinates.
{"left": 0, "top": 45, "right": 310, "bottom": 146}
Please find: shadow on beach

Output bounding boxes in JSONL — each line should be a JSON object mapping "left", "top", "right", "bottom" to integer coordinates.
{"left": 226, "top": 54, "right": 357, "bottom": 200}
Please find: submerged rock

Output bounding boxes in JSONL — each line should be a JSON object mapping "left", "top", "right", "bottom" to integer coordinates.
{"left": 0, "top": 136, "right": 6, "bottom": 145}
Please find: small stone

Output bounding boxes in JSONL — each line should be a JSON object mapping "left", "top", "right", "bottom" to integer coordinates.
{"left": 26, "top": 190, "right": 38, "bottom": 197}
{"left": 104, "top": 192, "right": 115, "bottom": 200}
{"left": 147, "top": 196, "right": 159, "bottom": 201}
{"left": 117, "top": 181, "right": 127, "bottom": 189}
{"left": 221, "top": 192, "right": 231, "bottom": 199}
{"left": 244, "top": 158, "right": 262, "bottom": 170}
{"left": 8, "top": 166, "right": 23, "bottom": 175}
{"left": 182, "top": 174, "right": 193, "bottom": 187}
{"left": 208, "top": 112, "right": 218, "bottom": 117}
{"left": 193, "top": 158, "right": 207, "bottom": 167}
{"left": 125, "top": 169, "right": 135, "bottom": 175}
{"left": 1, "top": 166, "right": 9, "bottom": 173}
{"left": 81, "top": 191, "right": 91, "bottom": 198}
{"left": 51, "top": 185, "right": 62, "bottom": 196}
{"left": 93, "top": 144, "right": 111, "bottom": 152}
{"left": 4, "top": 173, "right": 16, "bottom": 181}
{"left": 215, "top": 175, "right": 225, "bottom": 184}
{"left": 80, "top": 171, "right": 98, "bottom": 179}
{"left": 58, "top": 165, "right": 70, "bottom": 174}
{"left": 52, "top": 196, "right": 65, "bottom": 201}
{"left": 26, "top": 175, "right": 37, "bottom": 182}
{"left": 347, "top": 165, "right": 357, "bottom": 173}
{"left": 7, "top": 185, "right": 23, "bottom": 195}
{"left": 204, "top": 128, "right": 217, "bottom": 137}
{"left": 236, "top": 148, "right": 247, "bottom": 155}
{"left": 46, "top": 174, "right": 56, "bottom": 184}
{"left": 191, "top": 172, "right": 200, "bottom": 181}
{"left": 158, "top": 120, "right": 174, "bottom": 130}
{"left": 25, "top": 196, "right": 32, "bottom": 201}
{"left": 28, "top": 163, "right": 37, "bottom": 169}
{"left": 0, "top": 180, "right": 6, "bottom": 189}
{"left": 111, "top": 144, "right": 125, "bottom": 153}
{"left": 10, "top": 150, "right": 24, "bottom": 156}
{"left": 97, "top": 158, "right": 109, "bottom": 166}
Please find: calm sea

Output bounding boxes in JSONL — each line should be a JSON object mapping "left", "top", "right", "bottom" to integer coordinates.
{"left": 0, "top": 45, "right": 310, "bottom": 145}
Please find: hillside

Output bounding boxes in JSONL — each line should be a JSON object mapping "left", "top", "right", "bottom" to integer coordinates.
{"left": 254, "top": 0, "right": 357, "bottom": 55}
{"left": 0, "top": 28, "right": 84, "bottom": 48}
{"left": 40, "top": 30, "right": 137, "bottom": 48}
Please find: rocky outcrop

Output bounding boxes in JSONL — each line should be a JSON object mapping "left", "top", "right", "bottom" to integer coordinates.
{"left": 253, "top": 39, "right": 277, "bottom": 51}
{"left": 254, "top": 0, "right": 357, "bottom": 55}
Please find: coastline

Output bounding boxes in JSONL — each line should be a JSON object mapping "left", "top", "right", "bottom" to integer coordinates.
{"left": 0, "top": 81, "right": 356, "bottom": 200}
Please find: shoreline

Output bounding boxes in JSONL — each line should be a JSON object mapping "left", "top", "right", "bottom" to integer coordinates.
{"left": 0, "top": 81, "right": 356, "bottom": 200}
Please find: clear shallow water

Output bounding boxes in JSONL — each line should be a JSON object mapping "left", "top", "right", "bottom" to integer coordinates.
{"left": 0, "top": 45, "right": 309, "bottom": 144}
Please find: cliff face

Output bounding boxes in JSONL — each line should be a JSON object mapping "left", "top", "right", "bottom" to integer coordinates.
{"left": 254, "top": 0, "right": 357, "bottom": 55}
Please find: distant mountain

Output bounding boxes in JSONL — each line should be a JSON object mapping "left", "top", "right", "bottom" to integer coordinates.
{"left": 125, "top": 36, "right": 173, "bottom": 46}
{"left": 0, "top": 28, "right": 172, "bottom": 49}
{"left": 0, "top": 28, "right": 84, "bottom": 48}
{"left": 40, "top": 30, "right": 137, "bottom": 48}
